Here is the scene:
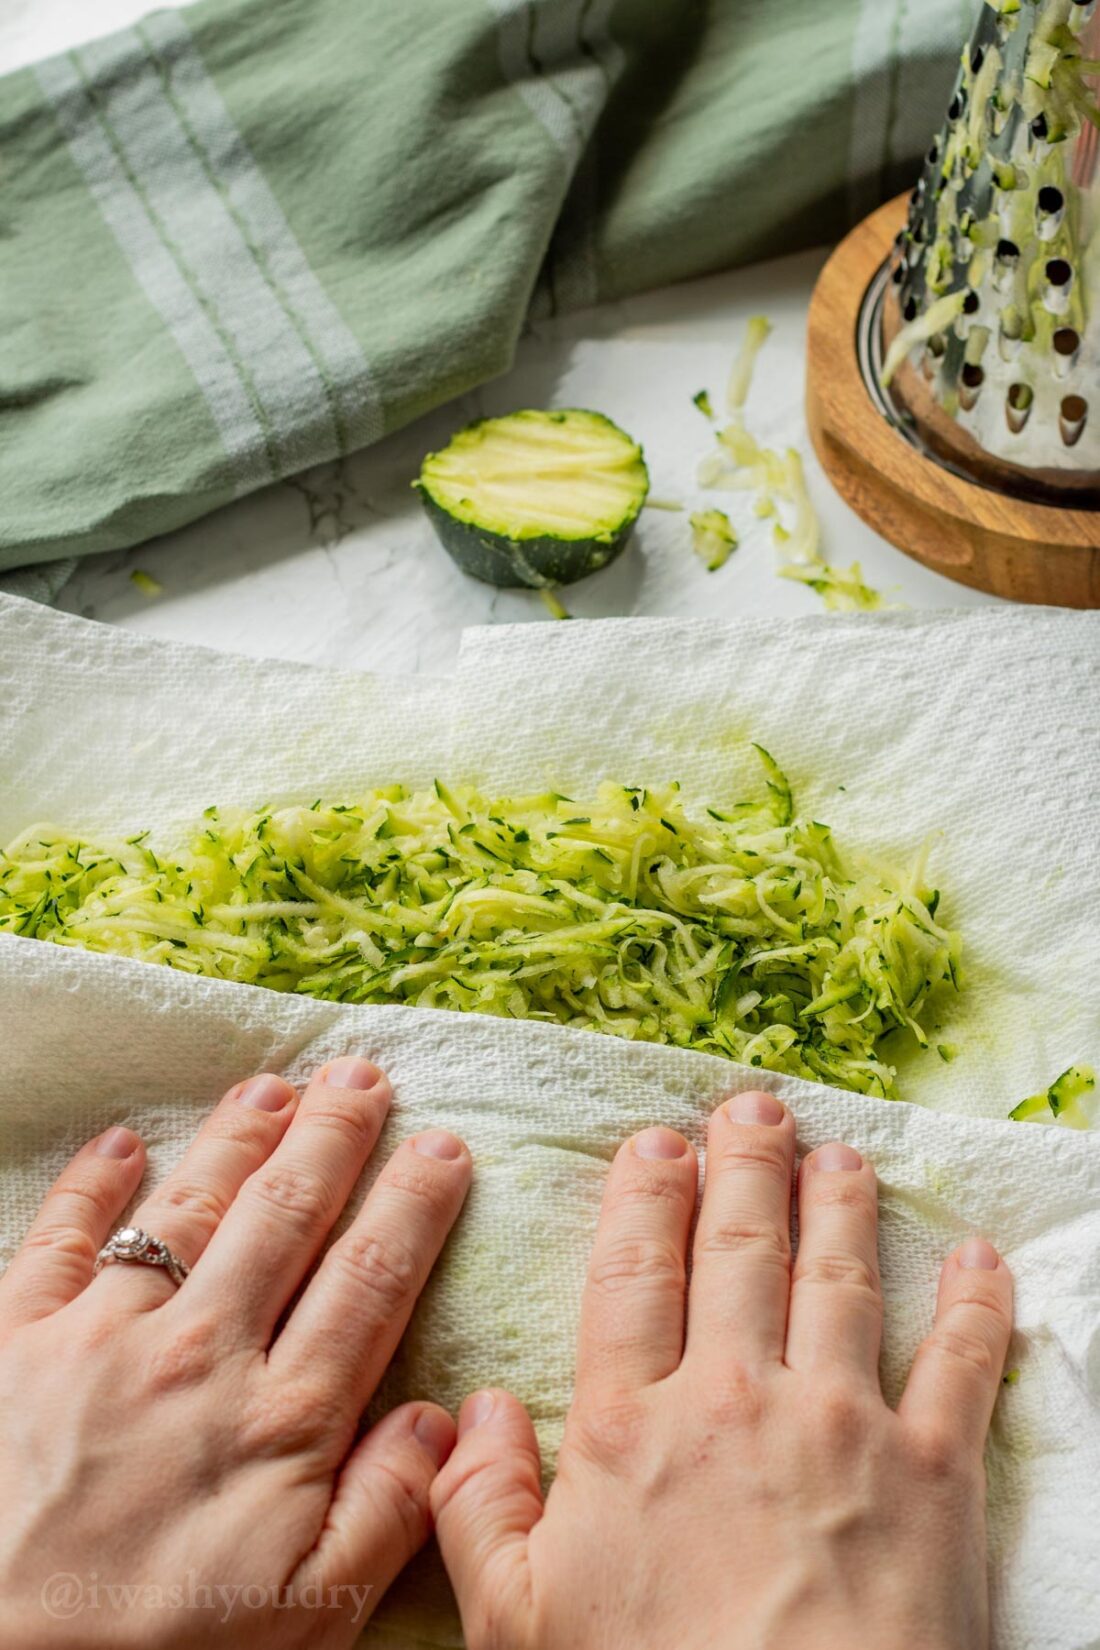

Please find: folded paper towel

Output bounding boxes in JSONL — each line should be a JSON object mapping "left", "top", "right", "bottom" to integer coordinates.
{"left": 0, "top": 595, "right": 1098, "bottom": 1647}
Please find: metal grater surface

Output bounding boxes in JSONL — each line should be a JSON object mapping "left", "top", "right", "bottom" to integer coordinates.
{"left": 879, "top": 0, "right": 1099, "bottom": 507}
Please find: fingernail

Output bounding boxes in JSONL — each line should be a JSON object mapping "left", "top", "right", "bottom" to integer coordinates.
{"left": 96, "top": 1126, "right": 140, "bottom": 1159}
{"left": 814, "top": 1142, "right": 862, "bottom": 1173}
{"left": 413, "top": 1406, "right": 455, "bottom": 1468}
{"left": 725, "top": 1091, "right": 785, "bottom": 1126}
{"left": 461, "top": 1391, "right": 496, "bottom": 1433}
{"left": 634, "top": 1127, "right": 687, "bottom": 1160}
{"left": 321, "top": 1057, "right": 382, "bottom": 1090}
{"left": 238, "top": 1073, "right": 293, "bottom": 1112}
{"left": 412, "top": 1130, "right": 464, "bottom": 1161}
{"left": 959, "top": 1236, "right": 999, "bottom": 1271}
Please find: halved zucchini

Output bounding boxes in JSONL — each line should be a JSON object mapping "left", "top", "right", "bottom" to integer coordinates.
{"left": 416, "top": 408, "right": 649, "bottom": 589}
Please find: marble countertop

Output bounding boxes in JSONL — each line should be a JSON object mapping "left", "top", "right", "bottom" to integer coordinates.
{"left": 9, "top": 2, "right": 1001, "bottom": 679}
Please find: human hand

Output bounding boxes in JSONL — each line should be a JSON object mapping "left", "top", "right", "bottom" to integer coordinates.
{"left": 433, "top": 1091, "right": 1013, "bottom": 1650}
{"left": 0, "top": 1057, "right": 470, "bottom": 1648}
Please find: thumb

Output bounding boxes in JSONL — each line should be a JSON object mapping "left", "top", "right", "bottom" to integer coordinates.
{"left": 299, "top": 1400, "right": 456, "bottom": 1625}
{"left": 431, "top": 1387, "right": 543, "bottom": 1635}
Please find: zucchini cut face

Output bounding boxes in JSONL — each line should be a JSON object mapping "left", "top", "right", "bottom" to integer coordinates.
{"left": 416, "top": 408, "right": 649, "bottom": 589}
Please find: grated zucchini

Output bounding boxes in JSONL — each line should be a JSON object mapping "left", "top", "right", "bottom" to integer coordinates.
{"left": 1009, "top": 1064, "right": 1096, "bottom": 1129}
{"left": 0, "top": 751, "right": 960, "bottom": 1100}
{"left": 689, "top": 508, "right": 738, "bottom": 571}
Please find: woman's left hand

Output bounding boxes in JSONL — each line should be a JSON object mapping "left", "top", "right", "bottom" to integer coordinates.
{"left": 0, "top": 1056, "right": 470, "bottom": 1649}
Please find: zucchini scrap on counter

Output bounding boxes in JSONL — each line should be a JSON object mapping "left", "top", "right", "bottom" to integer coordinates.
{"left": 416, "top": 408, "right": 649, "bottom": 593}
{"left": 695, "top": 316, "right": 886, "bottom": 612}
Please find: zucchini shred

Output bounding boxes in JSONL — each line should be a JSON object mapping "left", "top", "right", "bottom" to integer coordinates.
{"left": 416, "top": 408, "right": 649, "bottom": 589}
{"left": 0, "top": 750, "right": 960, "bottom": 1101}
{"left": 1009, "top": 1064, "right": 1096, "bottom": 1129}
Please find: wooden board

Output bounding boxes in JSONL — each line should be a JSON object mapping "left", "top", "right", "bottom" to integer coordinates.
{"left": 806, "top": 194, "right": 1100, "bottom": 608}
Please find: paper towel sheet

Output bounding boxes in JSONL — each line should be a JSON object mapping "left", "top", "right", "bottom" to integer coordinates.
{"left": 1, "top": 594, "right": 1099, "bottom": 1648}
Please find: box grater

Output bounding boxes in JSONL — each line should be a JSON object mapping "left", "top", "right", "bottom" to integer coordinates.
{"left": 873, "top": 0, "right": 1099, "bottom": 507}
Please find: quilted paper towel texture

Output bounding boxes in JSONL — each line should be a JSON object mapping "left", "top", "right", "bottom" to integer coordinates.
{"left": 0, "top": 596, "right": 1099, "bottom": 1646}
{"left": 0, "top": 954, "right": 1098, "bottom": 1649}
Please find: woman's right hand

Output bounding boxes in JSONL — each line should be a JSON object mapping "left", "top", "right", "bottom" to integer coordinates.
{"left": 433, "top": 1091, "right": 1013, "bottom": 1650}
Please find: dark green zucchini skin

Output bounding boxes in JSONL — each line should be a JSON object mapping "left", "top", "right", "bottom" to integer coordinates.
{"left": 420, "top": 492, "right": 639, "bottom": 590}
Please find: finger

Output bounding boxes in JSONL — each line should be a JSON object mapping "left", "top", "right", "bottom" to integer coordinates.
{"left": 270, "top": 1130, "right": 472, "bottom": 1410}
{"left": 898, "top": 1239, "right": 1014, "bottom": 1451}
{"left": 785, "top": 1142, "right": 882, "bottom": 1380}
{"left": 299, "top": 1401, "right": 456, "bottom": 1620}
{"left": 186, "top": 1057, "right": 391, "bottom": 1343}
{"left": 684, "top": 1092, "right": 795, "bottom": 1366}
{"left": 93, "top": 1071, "right": 298, "bottom": 1311}
{"left": 432, "top": 1390, "right": 542, "bottom": 1635}
{"left": 575, "top": 1127, "right": 696, "bottom": 1396}
{"left": 0, "top": 1127, "right": 145, "bottom": 1326}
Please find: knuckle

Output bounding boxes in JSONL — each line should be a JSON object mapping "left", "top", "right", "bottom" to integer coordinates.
{"left": 952, "top": 1276, "right": 1012, "bottom": 1327}
{"left": 807, "top": 1177, "right": 872, "bottom": 1216}
{"left": 588, "top": 1235, "right": 685, "bottom": 1298}
{"left": 712, "top": 1137, "right": 791, "bottom": 1186}
{"left": 333, "top": 1228, "right": 422, "bottom": 1313}
{"left": 930, "top": 1317, "right": 1003, "bottom": 1382}
{"left": 203, "top": 1107, "right": 279, "bottom": 1149}
{"left": 300, "top": 1097, "right": 379, "bottom": 1154}
{"left": 152, "top": 1179, "right": 231, "bottom": 1238}
{"left": 382, "top": 1159, "right": 463, "bottom": 1222}
{"left": 696, "top": 1217, "right": 790, "bottom": 1269}
{"left": 142, "top": 1317, "right": 222, "bottom": 1394}
{"left": 247, "top": 1164, "right": 332, "bottom": 1230}
{"left": 793, "top": 1248, "right": 880, "bottom": 1302}
{"left": 911, "top": 1423, "right": 981, "bottom": 1486}
{"left": 703, "top": 1361, "right": 765, "bottom": 1429}
{"left": 22, "top": 1223, "right": 100, "bottom": 1271}
{"left": 50, "top": 1175, "right": 119, "bottom": 1227}
{"left": 813, "top": 1381, "right": 871, "bottom": 1447}
{"left": 615, "top": 1170, "right": 689, "bottom": 1208}
{"left": 239, "top": 1378, "right": 342, "bottom": 1456}
{"left": 570, "top": 1391, "right": 648, "bottom": 1464}
{"left": 367, "top": 1454, "right": 432, "bottom": 1549}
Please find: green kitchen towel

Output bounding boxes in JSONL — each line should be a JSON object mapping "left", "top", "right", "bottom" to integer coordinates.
{"left": 0, "top": 0, "right": 981, "bottom": 576}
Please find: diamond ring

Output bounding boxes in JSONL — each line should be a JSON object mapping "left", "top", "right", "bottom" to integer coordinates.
{"left": 93, "top": 1226, "right": 190, "bottom": 1290}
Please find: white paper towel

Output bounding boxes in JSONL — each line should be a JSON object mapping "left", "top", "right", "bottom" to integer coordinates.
{"left": 1, "top": 594, "right": 1098, "bottom": 1649}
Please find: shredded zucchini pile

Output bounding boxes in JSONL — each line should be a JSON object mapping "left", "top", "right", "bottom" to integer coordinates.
{"left": 0, "top": 752, "right": 959, "bottom": 1098}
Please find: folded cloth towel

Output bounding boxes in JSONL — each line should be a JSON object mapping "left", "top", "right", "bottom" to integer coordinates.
{"left": 0, "top": 0, "right": 974, "bottom": 576}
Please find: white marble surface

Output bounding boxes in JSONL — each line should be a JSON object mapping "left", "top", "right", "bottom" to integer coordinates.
{"left": 8, "top": 2, "right": 1001, "bottom": 678}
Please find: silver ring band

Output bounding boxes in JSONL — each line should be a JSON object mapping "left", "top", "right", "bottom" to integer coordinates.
{"left": 93, "top": 1226, "right": 190, "bottom": 1289}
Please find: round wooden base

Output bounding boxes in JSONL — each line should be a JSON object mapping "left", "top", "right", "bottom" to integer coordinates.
{"left": 806, "top": 195, "right": 1100, "bottom": 609}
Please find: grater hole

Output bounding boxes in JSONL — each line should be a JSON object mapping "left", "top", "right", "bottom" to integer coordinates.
{"left": 1053, "top": 327, "right": 1080, "bottom": 357}
{"left": 1038, "top": 186, "right": 1064, "bottom": 215}
{"left": 962, "top": 291, "right": 980, "bottom": 315}
{"left": 996, "top": 238, "right": 1020, "bottom": 263}
{"left": 1006, "top": 383, "right": 1033, "bottom": 435}
{"left": 959, "top": 364, "right": 985, "bottom": 410}
{"left": 1046, "top": 258, "right": 1072, "bottom": 287}
{"left": 903, "top": 295, "right": 918, "bottom": 323}
{"left": 1060, "top": 395, "right": 1088, "bottom": 447}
